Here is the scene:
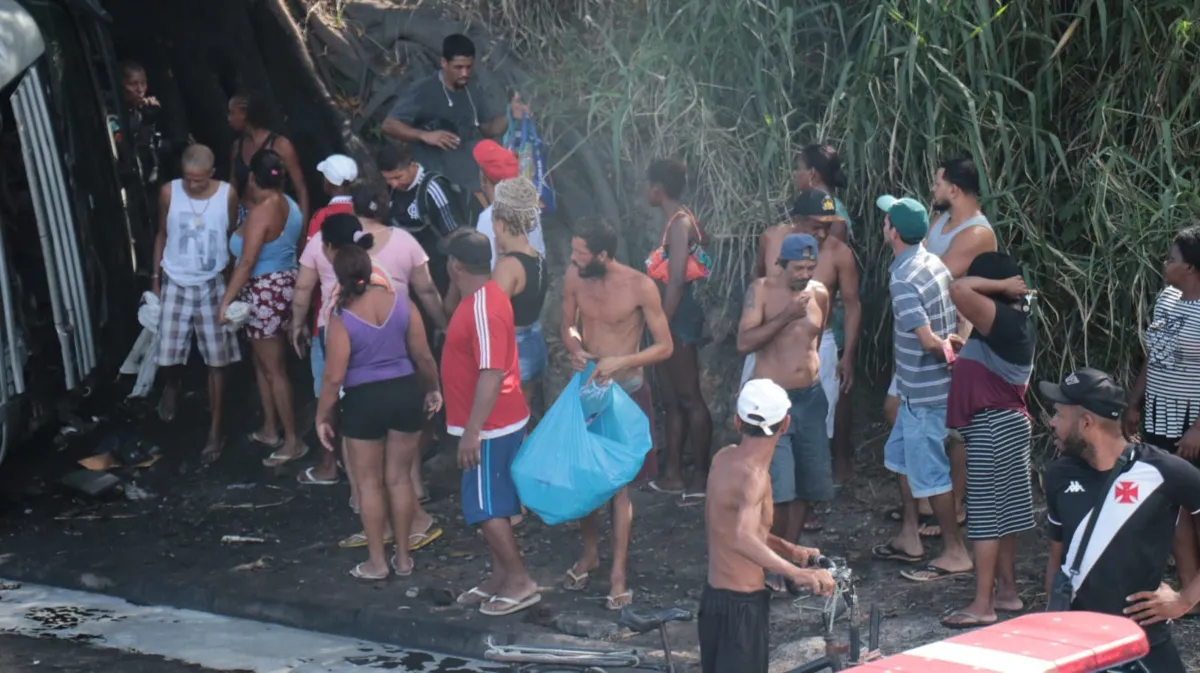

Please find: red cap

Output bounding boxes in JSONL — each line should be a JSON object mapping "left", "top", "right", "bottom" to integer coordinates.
{"left": 472, "top": 140, "right": 519, "bottom": 182}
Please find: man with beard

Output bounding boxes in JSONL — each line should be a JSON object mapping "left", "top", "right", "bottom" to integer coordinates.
{"left": 1041, "top": 368, "right": 1200, "bottom": 673}
{"left": 736, "top": 234, "right": 831, "bottom": 586}
{"left": 560, "top": 215, "right": 674, "bottom": 609}
{"left": 383, "top": 34, "right": 507, "bottom": 196}
{"left": 883, "top": 158, "right": 995, "bottom": 537}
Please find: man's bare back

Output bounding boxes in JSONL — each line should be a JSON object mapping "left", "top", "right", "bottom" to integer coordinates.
{"left": 755, "top": 223, "right": 795, "bottom": 278}
{"left": 745, "top": 277, "right": 828, "bottom": 390}
{"left": 706, "top": 443, "right": 777, "bottom": 592}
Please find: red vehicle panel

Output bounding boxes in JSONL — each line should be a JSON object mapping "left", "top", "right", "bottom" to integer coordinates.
{"left": 851, "top": 612, "right": 1148, "bottom": 673}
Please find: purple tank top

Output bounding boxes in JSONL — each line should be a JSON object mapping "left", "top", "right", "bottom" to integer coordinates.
{"left": 341, "top": 293, "right": 414, "bottom": 388}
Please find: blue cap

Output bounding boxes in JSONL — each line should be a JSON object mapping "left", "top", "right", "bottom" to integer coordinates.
{"left": 779, "top": 233, "right": 819, "bottom": 263}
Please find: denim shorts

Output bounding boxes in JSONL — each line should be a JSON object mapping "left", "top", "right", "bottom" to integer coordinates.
{"left": 768, "top": 384, "right": 833, "bottom": 503}
{"left": 883, "top": 399, "right": 951, "bottom": 498}
{"left": 515, "top": 321, "right": 547, "bottom": 383}
{"left": 310, "top": 327, "right": 326, "bottom": 399}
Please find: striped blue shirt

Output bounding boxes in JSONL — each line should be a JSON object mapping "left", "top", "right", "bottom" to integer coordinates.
{"left": 888, "top": 244, "right": 956, "bottom": 406}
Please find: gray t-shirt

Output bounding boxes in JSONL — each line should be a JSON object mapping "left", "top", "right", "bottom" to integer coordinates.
{"left": 888, "top": 245, "right": 957, "bottom": 406}
{"left": 387, "top": 73, "right": 498, "bottom": 193}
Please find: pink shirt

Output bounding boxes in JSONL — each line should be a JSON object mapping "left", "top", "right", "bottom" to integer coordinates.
{"left": 299, "top": 227, "right": 429, "bottom": 328}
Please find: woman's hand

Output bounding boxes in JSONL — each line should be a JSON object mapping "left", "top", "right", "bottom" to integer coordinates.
{"left": 317, "top": 421, "right": 336, "bottom": 451}
{"left": 1122, "top": 406, "right": 1142, "bottom": 441}
{"left": 424, "top": 391, "right": 443, "bottom": 418}
{"left": 290, "top": 323, "right": 310, "bottom": 358}
{"left": 1178, "top": 425, "right": 1200, "bottom": 461}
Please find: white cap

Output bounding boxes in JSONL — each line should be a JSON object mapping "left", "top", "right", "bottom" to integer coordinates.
{"left": 737, "top": 379, "right": 791, "bottom": 435}
{"left": 316, "top": 154, "right": 358, "bottom": 186}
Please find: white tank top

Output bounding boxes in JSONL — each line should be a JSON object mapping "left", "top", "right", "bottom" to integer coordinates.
{"left": 161, "top": 180, "right": 231, "bottom": 286}
{"left": 926, "top": 212, "right": 992, "bottom": 259}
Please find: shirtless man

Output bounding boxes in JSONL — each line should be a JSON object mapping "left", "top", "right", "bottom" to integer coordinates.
{"left": 701, "top": 378, "right": 835, "bottom": 673}
{"left": 883, "top": 158, "right": 996, "bottom": 536}
{"left": 561, "top": 215, "right": 674, "bottom": 609}
{"left": 737, "top": 234, "right": 831, "bottom": 577}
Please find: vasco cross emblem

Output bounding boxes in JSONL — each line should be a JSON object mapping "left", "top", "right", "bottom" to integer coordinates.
{"left": 1114, "top": 481, "right": 1139, "bottom": 504}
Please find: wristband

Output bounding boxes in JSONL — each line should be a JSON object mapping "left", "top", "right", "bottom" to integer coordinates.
{"left": 942, "top": 340, "right": 957, "bottom": 364}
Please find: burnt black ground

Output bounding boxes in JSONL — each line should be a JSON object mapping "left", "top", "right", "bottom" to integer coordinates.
{"left": 0, "top": 633, "right": 235, "bottom": 673}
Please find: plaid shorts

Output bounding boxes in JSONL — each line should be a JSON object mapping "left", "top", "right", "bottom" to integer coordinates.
{"left": 157, "top": 275, "right": 241, "bottom": 367}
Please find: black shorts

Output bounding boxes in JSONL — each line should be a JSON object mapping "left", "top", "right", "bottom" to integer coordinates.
{"left": 339, "top": 375, "right": 425, "bottom": 440}
{"left": 698, "top": 585, "right": 770, "bottom": 673}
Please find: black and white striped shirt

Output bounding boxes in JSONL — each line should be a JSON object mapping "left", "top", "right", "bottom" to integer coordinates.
{"left": 1144, "top": 286, "right": 1200, "bottom": 437}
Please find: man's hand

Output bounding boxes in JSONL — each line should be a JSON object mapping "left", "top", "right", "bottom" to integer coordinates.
{"left": 217, "top": 300, "right": 232, "bottom": 325}
{"left": 569, "top": 348, "right": 595, "bottom": 372}
{"left": 290, "top": 324, "right": 310, "bottom": 358}
{"left": 1178, "top": 426, "right": 1200, "bottom": 461}
{"left": 1123, "top": 406, "right": 1142, "bottom": 442}
{"left": 457, "top": 432, "right": 482, "bottom": 470}
{"left": 782, "top": 292, "right": 810, "bottom": 321}
{"left": 835, "top": 354, "right": 854, "bottom": 393}
{"left": 143, "top": 96, "right": 161, "bottom": 108}
{"left": 999, "top": 275, "right": 1028, "bottom": 299}
{"left": 421, "top": 130, "right": 460, "bottom": 150}
{"left": 591, "top": 356, "right": 627, "bottom": 384}
{"left": 789, "top": 567, "right": 836, "bottom": 597}
{"left": 947, "top": 333, "right": 965, "bottom": 354}
{"left": 789, "top": 543, "right": 820, "bottom": 567}
{"left": 1124, "top": 584, "right": 1194, "bottom": 626}
{"left": 317, "top": 421, "right": 336, "bottom": 451}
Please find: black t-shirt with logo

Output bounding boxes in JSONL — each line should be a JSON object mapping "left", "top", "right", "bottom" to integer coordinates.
{"left": 1045, "top": 443, "right": 1200, "bottom": 645}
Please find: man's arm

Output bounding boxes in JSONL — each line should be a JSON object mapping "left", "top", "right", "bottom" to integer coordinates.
{"left": 838, "top": 246, "right": 862, "bottom": 377}
{"left": 151, "top": 183, "right": 170, "bottom": 295}
{"left": 424, "top": 179, "right": 460, "bottom": 234}
{"left": 1044, "top": 541, "right": 1063, "bottom": 598}
{"left": 736, "top": 280, "right": 800, "bottom": 355}
{"left": 409, "top": 263, "right": 447, "bottom": 329}
{"left": 939, "top": 226, "right": 996, "bottom": 338}
{"left": 560, "top": 267, "right": 584, "bottom": 355}
{"left": 226, "top": 183, "right": 239, "bottom": 235}
{"left": 766, "top": 534, "right": 818, "bottom": 566}
{"left": 893, "top": 279, "right": 952, "bottom": 360}
{"left": 752, "top": 230, "right": 770, "bottom": 280}
{"left": 661, "top": 215, "right": 690, "bottom": 319}
{"left": 714, "top": 473, "right": 807, "bottom": 579}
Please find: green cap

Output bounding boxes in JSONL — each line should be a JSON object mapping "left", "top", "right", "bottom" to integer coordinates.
{"left": 875, "top": 195, "right": 929, "bottom": 244}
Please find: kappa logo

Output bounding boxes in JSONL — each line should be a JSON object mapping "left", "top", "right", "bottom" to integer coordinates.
{"left": 1065, "top": 481, "right": 1085, "bottom": 494}
{"left": 1114, "top": 480, "right": 1139, "bottom": 504}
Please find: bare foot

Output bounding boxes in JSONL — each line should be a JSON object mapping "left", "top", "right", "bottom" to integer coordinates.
{"left": 993, "top": 591, "right": 1024, "bottom": 613}
{"left": 200, "top": 437, "right": 223, "bottom": 465}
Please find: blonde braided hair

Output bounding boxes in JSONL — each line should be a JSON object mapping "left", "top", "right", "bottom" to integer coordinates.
{"left": 492, "top": 177, "right": 540, "bottom": 237}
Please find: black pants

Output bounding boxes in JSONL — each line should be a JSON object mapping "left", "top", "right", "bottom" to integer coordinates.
{"left": 1111, "top": 637, "right": 1185, "bottom": 673}
{"left": 698, "top": 585, "right": 770, "bottom": 673}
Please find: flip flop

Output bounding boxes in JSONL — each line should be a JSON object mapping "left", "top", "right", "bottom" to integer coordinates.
{"left": 296, "top": 467, "right": 338, "bottom": 486}
{"left": 157, "top": 394, "right": 176, "bottom": 423}
{"left": 456, "top": 586, "right": 494, "bottom": 605}
{"left": 339, "top": 531, "right": 395, "bottom": 549}
{"left": 247, "top": 431, "right": 284, "bottom": 449}
{"left": 901, "top": 565, "right": 973, "bottom": 583}
{"left": 408, "top": 526, "right": 443, "bottom": 551}
{"left": 803, "top": 516, "right": 824, "bottom": 533}
{"left": 676, "top": 492, "right": 706, "bottom": 507}
{"left": 479, "top": 592, "right": 542, "bottom": 617}
{"left": 647, "top": 480, "right": 684, "bottom": 495}
{"left": 940, "top": 610, "right": 997, "bottom": 630}
{"left": 390, "top": 555, "right": 415, "bottom": 577}
{"left": 349, "top": 563, "right": 388, "bottom": 581}
{"left": 563, "top": 567, "right": 591, "bottom": 591}
{"left": 606, "top": 591, "right": 634, "bottom": 610}
{"left": 871, "top": 543, "right": 923, "bottom": 564}
{"left": 263, "top": 443, "right": 310, "bottom": 467}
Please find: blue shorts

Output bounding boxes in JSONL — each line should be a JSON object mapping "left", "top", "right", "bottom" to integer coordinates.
{"left": 310, "top": 328, "right": 326, "bottom": 399}
{"left": 768, "top": 384, "right": 833, "bottom": 503}
{"left": 515, "top": 322, "right": 547, "bottom": 383}
{"left": 883, "top": 400, "right": 951, "bottom": 498}
{"left": 461, "top": 428, "right": 525, "bottom": 525}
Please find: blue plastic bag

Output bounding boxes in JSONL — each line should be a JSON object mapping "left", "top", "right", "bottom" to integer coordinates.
{"left": 511, "top": 364, "right": 652, "bottom": 525}
{"left": 503, "top": 112, "right": 556, "bottom": 213}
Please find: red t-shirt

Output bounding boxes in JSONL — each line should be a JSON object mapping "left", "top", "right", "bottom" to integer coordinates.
{"left": 442, "top": 281, "right": 529, "bottom": 439}
{"left": 305, "top": 197, "right": 355, "bottom": 331}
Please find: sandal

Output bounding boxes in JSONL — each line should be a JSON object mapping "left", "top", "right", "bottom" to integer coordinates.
{"left": 390, "top": 555, "right": 414, "bottom": 577}
{"left": 940, "top": 610, "right": 997, "bottom": 630}
{"left": 339, "top": 531, "right": 395, "bottom": 549}
{"left": 479, "top": 593, "right": 542, "bottom": 617}
{"left": 263, "top": 443, "right": 310, "bottom": 467}
{"left": 605, "top": 591, "right": 634, "bottom": 610}
{"left": 296, "top": 467, "right": 338, "bottom": 486}
{"left": 901, "top": 564, "right": 973, "bottom": 583}
{"left": 871, "top": 542, "right": 923, "bottom": 564}
{"left": 349, "top": 563, "right": 388, "bottom": 581}
{"left": 676, "top": 492, "right": 706, "bottom": 507}
{"left": 456, "top": 586, "right": 493, "bottom": 605}
{"left": 562, "top": 567, "right": 591, "bottom": 591}
{"left": 408, "top": 525, "right": 443, "bottom": 551}
{"left": 247, "top": 431, "right": 283, "bottom": 449}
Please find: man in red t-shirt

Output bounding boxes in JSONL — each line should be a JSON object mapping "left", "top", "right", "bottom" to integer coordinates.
{"left": 441, "top": 229, "right": 540, "bottom": 617}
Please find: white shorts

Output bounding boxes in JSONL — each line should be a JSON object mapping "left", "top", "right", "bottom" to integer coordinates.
{"left": 817, "top": 330, "right": 838, "bottom": 438}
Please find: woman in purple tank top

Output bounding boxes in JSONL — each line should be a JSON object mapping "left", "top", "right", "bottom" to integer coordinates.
{"left": 315, "top": 245, "right": 443, "bottom": 580}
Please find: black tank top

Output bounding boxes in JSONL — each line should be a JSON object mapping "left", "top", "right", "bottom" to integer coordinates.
{"left": 506, "top": 251, "right": 545, "bottom": 328}
{"left": 234, "top": 132, "right": 278, "bottom": 196}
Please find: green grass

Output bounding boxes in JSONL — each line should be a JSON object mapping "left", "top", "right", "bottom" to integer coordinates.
{"left": 481, "top": 0, "right": 1200, "bottom": 391}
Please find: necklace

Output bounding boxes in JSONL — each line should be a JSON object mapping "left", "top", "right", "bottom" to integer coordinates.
{"left": 184, "top": 184, "right": 214, "bottom": 228}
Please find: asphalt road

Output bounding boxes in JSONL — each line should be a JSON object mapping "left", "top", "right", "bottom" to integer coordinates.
{"left": 0, "top": 581, "right": 506, "bottom": 673}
